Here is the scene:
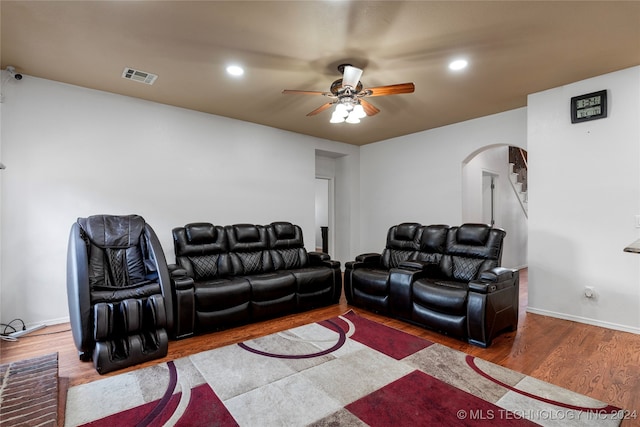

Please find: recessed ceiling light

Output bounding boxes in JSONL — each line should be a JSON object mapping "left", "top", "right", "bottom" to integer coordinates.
{"left": 226, "top": 65, "right": 244, "bottom": 77}
{"left": 449, "top": 59, "right": 468, "bottom": 71}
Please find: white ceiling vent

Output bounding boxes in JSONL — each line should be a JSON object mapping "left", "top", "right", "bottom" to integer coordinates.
{"left": 121, "top": 67, "right": 158, "bottom": 85}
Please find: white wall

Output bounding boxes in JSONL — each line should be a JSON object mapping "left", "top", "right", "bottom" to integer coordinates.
{"left": 358, "top": 108, "right": 527, "bottom": 262}
{"left": 528, "top": 66, "right": 640, "bottom": 333}
{"left": 5, "top": 68, "right": 640, "bottom": 334}
{"left": 0, "top": 76, "right": 358, "bottom": 326}
{"left": 462, "top": 146, "right": 528, "bottom": 269}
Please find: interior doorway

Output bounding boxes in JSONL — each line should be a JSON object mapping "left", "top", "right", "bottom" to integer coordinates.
{"left": 461, "top": 144, "right": 528, "bottom": 270}
{"left": 314, "top": 177, "right": 334, "bottom": 255}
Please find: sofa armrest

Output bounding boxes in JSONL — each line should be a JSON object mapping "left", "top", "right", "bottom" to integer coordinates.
{"left": 356, "top": 253, "right": 381, "bottom": 264}
{"left": 397, "top": 260, "right": 439, "bottom": 273}
{"left": 308, "top": 251, "right": 330, "bottom": 262}
{"left": 388, "top": 266, "right": 429, "bottom": 319}
{"left": 468, "top": 267, "right": 518, "bottom": 294}
{"left": 168, "top": 266, "right": 195, "bottom": 339}
{"left": 308, "top": 252, "right": 341, "bottom": 270}
{"left": 345, "top": 253, "right": 382, "bottom": 271}
{"left": 467, "top": 267, "right": 520, "bottom": 347}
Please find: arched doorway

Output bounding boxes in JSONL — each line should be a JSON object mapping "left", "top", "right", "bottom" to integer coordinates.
{"left": 462, "top": 144, "right": 528, "bottom": 270}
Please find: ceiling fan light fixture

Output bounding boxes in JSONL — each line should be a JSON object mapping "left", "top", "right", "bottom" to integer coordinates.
{"left": 352, "top": 104, "right": 366, "bottom": 119}
{"left": 345, "top": 113, "right": 361, "bottom": 124}
{"left": 330, "top": 111, "right": 346, "bottom": 123}
{"left": 342, "top": 65, "right": 363, "bottom": 89}
{"left": 226, "top": 65, "right": 244, "bottom": 76}
{"left": 449, "top": 59, "right": 468, "bottom": 71}
{"left": 335, "top": 103, "right": 350, "bottom": 117}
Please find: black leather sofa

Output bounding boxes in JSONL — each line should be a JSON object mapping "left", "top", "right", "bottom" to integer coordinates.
{"left": 344, "top": 223, "right": 519, "bottom": 347}
{"left": 170, "top": 221, "right": 342, "bottom": 338}
{"left": 66, "top": 215, "right": 172, "bottom": 374}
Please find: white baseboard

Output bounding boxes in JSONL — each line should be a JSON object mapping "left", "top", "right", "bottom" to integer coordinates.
{"left": 31, "top": 316, "right": 70, "bottom": 327}
{"left": 526, "top": 307, "right": 640, "bottom": 335}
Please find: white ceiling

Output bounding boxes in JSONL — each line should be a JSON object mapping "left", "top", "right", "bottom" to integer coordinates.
{"left": 2, "top": 1, "right": 639, "bottom": 146}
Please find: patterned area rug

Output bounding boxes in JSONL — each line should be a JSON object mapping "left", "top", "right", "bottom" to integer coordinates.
{"left": 65, "top": 311, "right": 622, "bottom": 427}
{"left": 0, "top": 352, "right": 59, "bottom": 427}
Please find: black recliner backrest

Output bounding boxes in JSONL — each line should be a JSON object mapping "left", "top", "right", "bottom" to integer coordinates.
{"left": 226, "top": 224, "right": 273, "bottom": 275}
{"left": 78, "top": 215, "right": 148, "bottom": 288}
{"left": 267, "top": 221, "right": 309, "bottom": 269}
{"left": 440, "top": 224, "right": 506, "bottom": 281}
{"left": 173, "top": 223, "right": 229, "bottom": 280}
{"left": 381, "top": 222, "right": 422, "bottom": 269}
{"left": 411, "top": 224, "right": 449, "bottom": 264}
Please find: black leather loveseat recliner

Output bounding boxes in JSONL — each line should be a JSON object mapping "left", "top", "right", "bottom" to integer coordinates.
{"left": 345, "top": 222, "right": 519, "bottom": 347}
{"left": 66, "top": 215, "right": 173, "bottom": 374}
{"left": 170, "top": 221, "right": 341, "bottom": 338}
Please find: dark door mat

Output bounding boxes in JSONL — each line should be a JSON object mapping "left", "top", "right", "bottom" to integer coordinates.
{"left": 0, "top": 352, "right": 59, "bottom": 427}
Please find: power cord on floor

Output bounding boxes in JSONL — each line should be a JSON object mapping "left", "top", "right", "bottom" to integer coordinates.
{"left": 1, "top": 318, "right": 70, "bottom": 341}
{"left": 1, "top": 318, "right": 25, "bottom": 342}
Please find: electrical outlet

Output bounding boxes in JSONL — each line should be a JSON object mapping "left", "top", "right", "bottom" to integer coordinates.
{"left": 584, "top": 286, "right": 596, "bottom": 299}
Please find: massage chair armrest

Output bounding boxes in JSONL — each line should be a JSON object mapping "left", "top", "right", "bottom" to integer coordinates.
{"left": 308, "top": 252, "right": 341, "bottom": 269}
{"left": 468, "top": 267, "right": 518, "bottom": 294}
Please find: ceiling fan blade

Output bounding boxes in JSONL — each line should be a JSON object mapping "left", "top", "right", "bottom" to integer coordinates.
{"left": 365, "top": 83, "right": 415, "bottom": 97}
{"left": 307, "top": 103, "right": 334, "bottom": 116}
{"left": 342, "top": 66, "right": 363, "bottom": 89}
{"left": 360, "top": 100, "right": 380, "bottom": 116}
{"left": 282, "top": 89, "right": 330, "bottom": 96}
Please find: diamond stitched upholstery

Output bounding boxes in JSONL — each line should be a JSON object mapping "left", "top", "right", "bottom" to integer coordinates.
{"left": 238, "top": 251, "right": 263, "bottom": 274}
{"left": 279, "top": 248, "right": 301, "bottom": 269}
{"left": 452, "top": 256, "right": 485, "bottom": 282}
{"left": 386, "top": 249, "right": 415, "bottom": 269}
{"left": 188, "top": 254, "right": 219, "bottom": 280}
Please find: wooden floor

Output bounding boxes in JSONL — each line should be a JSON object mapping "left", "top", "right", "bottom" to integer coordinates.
{"left": 2, "top": 268, "right": 640, "bottom": 426}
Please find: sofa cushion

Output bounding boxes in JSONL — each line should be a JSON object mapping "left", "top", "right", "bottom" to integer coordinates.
{"left": 267, "top": 222, "right": 310, "bottom": 269}
{"left": 245, "top": 272, "right": 296, "bottom": 302}
{"left": 235, "top": 224, "right": 261, "bottom": 242}
{"left": 446, "top": 225, "right": 505, "bottom": 260}
{"left": 245, "top": 272, "right": 297, "bottom": 319}
{"left": 452, "top": 256, "right": 486, "bottom": 282}
{"left": 351, "top": 268, "right": 390, "bottom": 296}
{"left": 412, "top": 279, "right": 468, "bottom": 316}
{"left": 194, "top": 278, "right": 251, "bottom": 310}
{"left": 387, "top": 222, "right": 421, "bottom": 249}
{"left": 173, "top": 224, "right": 227, "bottom": 256}
{"left": 291, "top": 267, "right": 333, "bottom": 294}
{"left": 419, "top": 225, "right": 449, "bottom": 253}
{"left": 227, "top": 224, "right": 268, "bottom": 251}
{"left": 186, "top": 223, "right": 218, "bottom": 244}
{"left": 272, "top": 248, "right": 309, "bottom": 269}
{"left": 271, "top": 221, "right": 296, "bottom": 240}
{"left": 381, "top": 222, "right": 422, "bottom": 269}
{"left": 456, "top": 224, "right": 490, "bottom": 246}
{"left": 188, "top": 254, "right": 220, "bottom": 280}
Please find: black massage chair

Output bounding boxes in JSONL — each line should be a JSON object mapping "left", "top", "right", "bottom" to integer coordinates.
{"left": 66, "top": 214, "right": 173, "bottom": 374}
